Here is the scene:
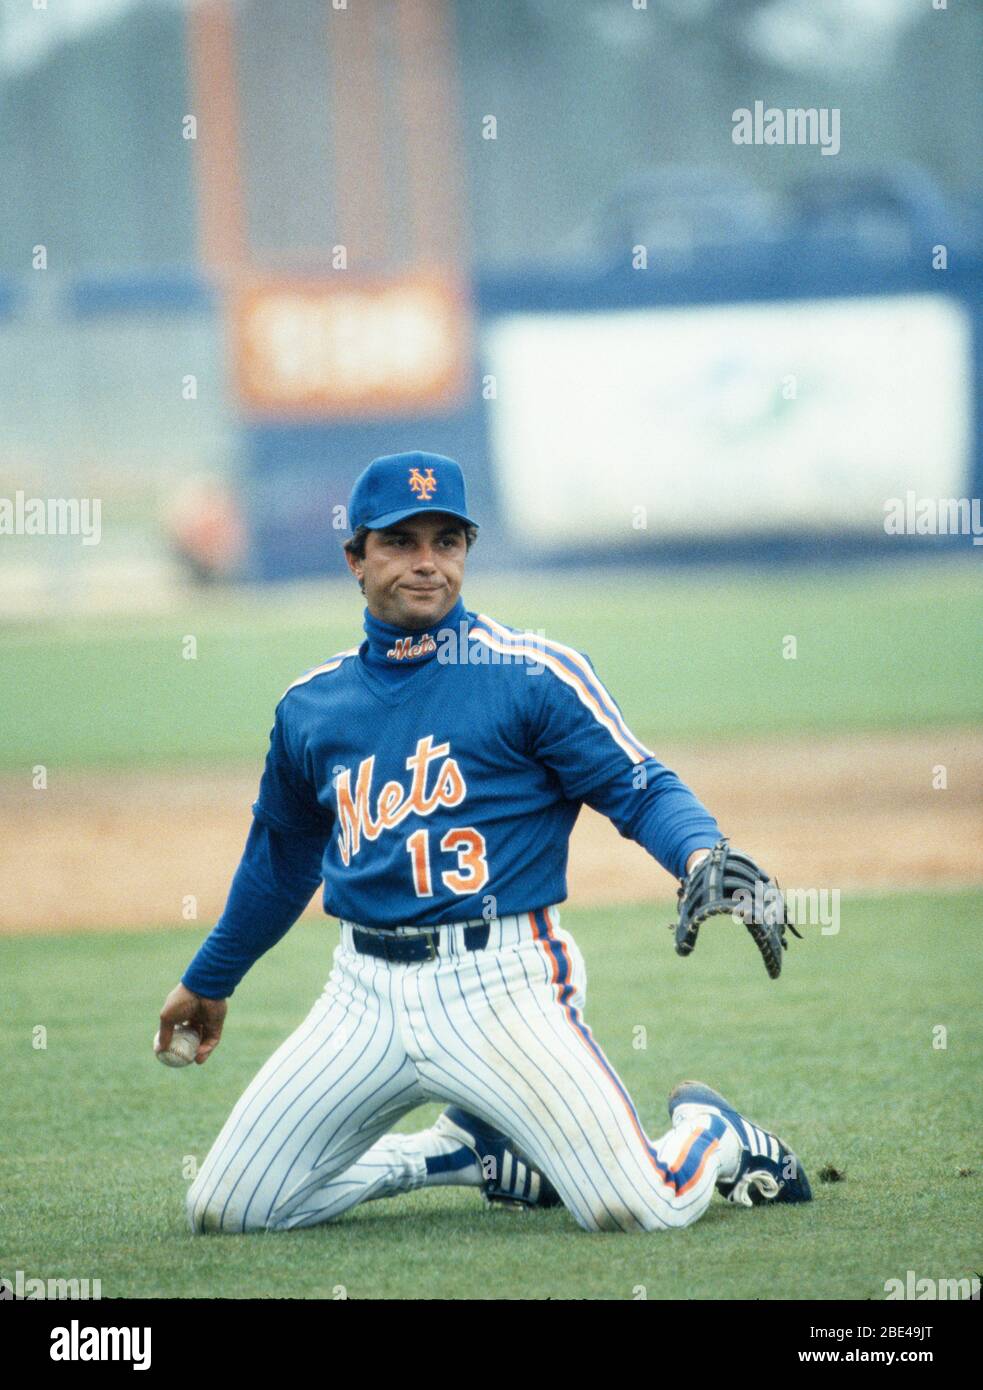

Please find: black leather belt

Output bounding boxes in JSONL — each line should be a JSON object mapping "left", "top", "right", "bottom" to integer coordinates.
{"left": 350, "top": 923, "right": 491, "bottom": 963}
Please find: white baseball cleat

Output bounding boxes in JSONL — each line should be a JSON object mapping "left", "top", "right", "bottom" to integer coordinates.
{"left": 668, "top": 1080, "right": 813, "bottom": 1207}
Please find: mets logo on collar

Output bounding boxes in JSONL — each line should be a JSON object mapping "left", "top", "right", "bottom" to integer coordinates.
{"left": 387, "top": 633, "right": 437, "bottom": 661}
{"left": 408, "top": 466, "right": 437, "bottom": 500}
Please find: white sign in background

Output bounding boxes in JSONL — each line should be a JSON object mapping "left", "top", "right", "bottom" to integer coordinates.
{"left": 484, "top": 295, "right": 972, "bottom": 546}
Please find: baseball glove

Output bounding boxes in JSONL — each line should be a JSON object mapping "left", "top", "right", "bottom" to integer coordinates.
{"left": 671, "top": 838, "right": 801, "bottom": 979}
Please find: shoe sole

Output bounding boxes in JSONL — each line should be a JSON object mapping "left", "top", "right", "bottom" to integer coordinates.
{"left": 668, "top": 1080, "right": 812, "bottom": 1203}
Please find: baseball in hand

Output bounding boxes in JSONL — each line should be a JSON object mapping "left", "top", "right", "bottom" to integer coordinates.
{"left": 154, "top": 1022, "right": 201, "bottom": 1068}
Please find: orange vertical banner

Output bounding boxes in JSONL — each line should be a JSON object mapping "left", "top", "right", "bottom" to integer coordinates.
{"left": 394, "top": 0, "right": 469, "bottom": 270}
{"left": 186, "top": 0, "right": 248, "bottom": 271}
{"left": 327, "top": 2, "right": 389, "bottom": 271}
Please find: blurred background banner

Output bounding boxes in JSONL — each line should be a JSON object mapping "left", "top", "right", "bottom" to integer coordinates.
{"left": 1, "top": 0, "right": 981, "bottom": 602}
{"left": 486, "top": 293, "right": 973, "bottom": 547}
{"left": 232, "top": 274, "right": 472, "bottom": 418}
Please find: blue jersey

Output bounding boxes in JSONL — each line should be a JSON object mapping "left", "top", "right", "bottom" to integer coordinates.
{"left": 182, "top": 596, "right": 720, "bottom": 996}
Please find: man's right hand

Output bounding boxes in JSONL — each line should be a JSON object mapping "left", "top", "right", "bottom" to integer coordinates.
{"left": 157, "top": 983, "right": 228, "bottom": 1065}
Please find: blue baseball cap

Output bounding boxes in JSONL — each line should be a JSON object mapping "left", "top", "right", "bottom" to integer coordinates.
{"left": 348, "top": 452, "right": 478, "bottom": 532}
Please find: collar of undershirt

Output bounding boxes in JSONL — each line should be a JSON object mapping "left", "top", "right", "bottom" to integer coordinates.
{"left": 360, "top": 596, "right": 468, "bottom": 678}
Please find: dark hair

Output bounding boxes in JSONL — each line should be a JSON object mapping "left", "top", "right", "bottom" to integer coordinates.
{"left": 343, "top": 520, "right": 478, "bottom": 563}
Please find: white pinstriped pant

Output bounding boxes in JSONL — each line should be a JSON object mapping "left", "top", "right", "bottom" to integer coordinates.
{"left": 187, "top": 907, "right": 726, "bottom": 1235}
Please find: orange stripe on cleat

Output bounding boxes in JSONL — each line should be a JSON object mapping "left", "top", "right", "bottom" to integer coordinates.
{"left": 674, "top": 1139, "right": 719, "bottom": 1197}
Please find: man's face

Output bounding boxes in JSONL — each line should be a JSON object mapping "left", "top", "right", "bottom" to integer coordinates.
{"left": 346, "top": 512, "right": 467, "bottom": 629}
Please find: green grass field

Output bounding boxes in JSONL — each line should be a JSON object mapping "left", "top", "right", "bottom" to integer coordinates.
{"left": 1, "top": 558, "right": 979, "bottom": 1300}
{"left": 1, "top": 560, "right": 979, "bottom": 770}
{"left": 1, "top": 893, "right": 980, "bottom": 1300}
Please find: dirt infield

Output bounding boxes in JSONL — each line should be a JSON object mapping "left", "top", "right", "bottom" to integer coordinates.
{"left": 2, "top": 729, "right": 980, "bottom": 934}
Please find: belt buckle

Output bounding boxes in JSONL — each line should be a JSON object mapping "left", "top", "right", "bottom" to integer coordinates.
{"left": 423, "top": 929, "right": 439, "bottom": 962}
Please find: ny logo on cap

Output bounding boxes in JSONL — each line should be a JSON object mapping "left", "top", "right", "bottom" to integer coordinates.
{"left": 408, "top": 466, "right": 437, "bottom": 501}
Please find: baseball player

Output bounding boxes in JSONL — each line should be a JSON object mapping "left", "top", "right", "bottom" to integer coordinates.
{"left": 156, "top": 451, "right": 812, "bottom": 1234}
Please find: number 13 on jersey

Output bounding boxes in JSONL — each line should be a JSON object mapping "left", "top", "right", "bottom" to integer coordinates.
{"left": 405, "top": 828, "right": 489, "bottom": 897}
